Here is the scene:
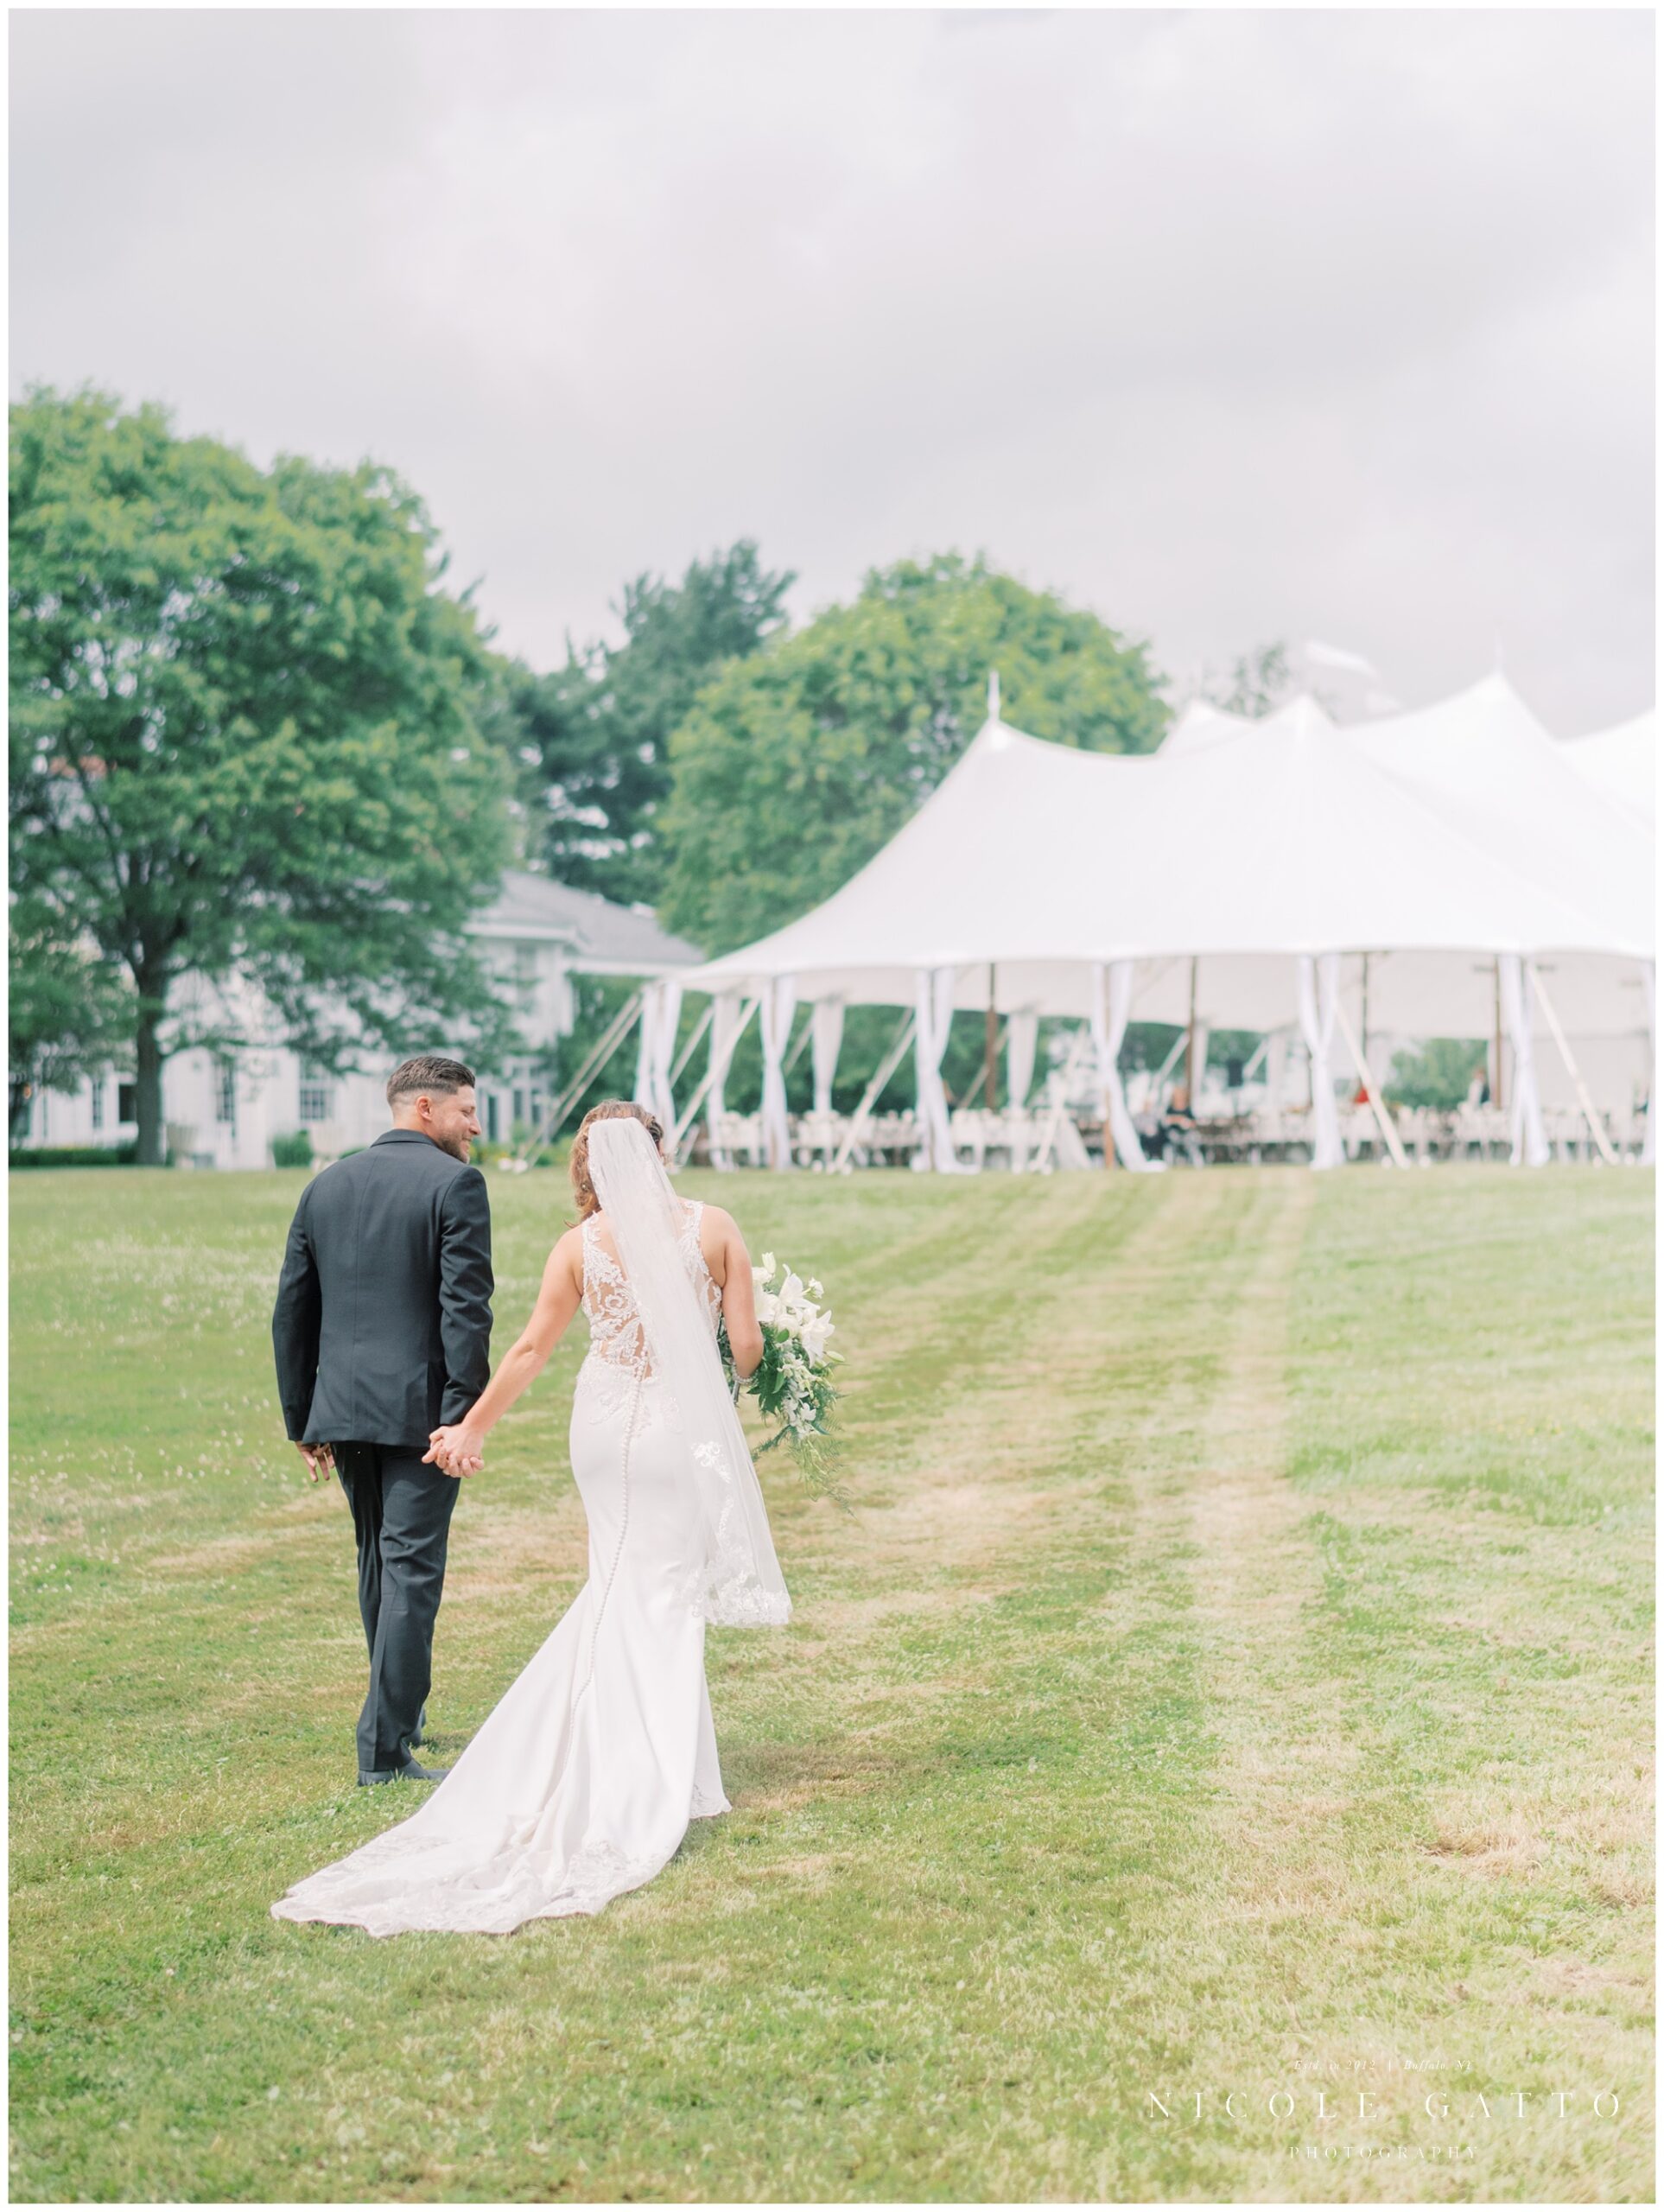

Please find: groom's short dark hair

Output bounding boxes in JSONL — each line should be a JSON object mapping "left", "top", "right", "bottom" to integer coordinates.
{"left": 387, "top": 1054, "right": 476, "bottom": 1107}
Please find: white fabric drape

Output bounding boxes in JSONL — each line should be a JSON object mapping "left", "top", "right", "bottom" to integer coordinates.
{"left": 758, "top": 976, "right": 797, "bottom": 1170}
{"left": 913, "top": 965, "right": 957, "bottom": 1171}
{"left": 810, "top": 999, "right": 845, "bottom": 1116}
{"left": 1643, "top": 961, "right": 1656, "bottom": 1166}
{"left": 632, "top": 980, "right": 683, "bottom": 1132}
{"left": 1497, "top": 954, "right": 1550, "bottom": 1166}
{"left": 632, "top": 985, "right": 657, "bottom": 1116}
{"left": 707, "top": 993, "right": 743, "bottom": 1123}
{"left": 705, "top": 993, "right": 746, "bottom": 1168}
{"left": 1006, "top": 1009, "right": 1039, "bottom": 1109}
{"left": 1089, "top": 961, "right": 1154, "bottom": 1170}
{"left": 1296, "top": 953, "right": 1344, "bottom": 1170}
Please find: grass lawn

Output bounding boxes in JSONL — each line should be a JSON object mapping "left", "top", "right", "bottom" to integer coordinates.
{"left": 9, "top": 1163, "right": 1654, "bottom": 2203}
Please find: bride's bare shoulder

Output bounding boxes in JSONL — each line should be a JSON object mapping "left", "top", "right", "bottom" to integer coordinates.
{"left": 548, "top": 1220, "right": 587, "bottom": 1281}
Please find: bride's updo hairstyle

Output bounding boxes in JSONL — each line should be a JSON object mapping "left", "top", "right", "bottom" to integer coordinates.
{"left": 569, "top": 1100, "right": 664, "bottom": 1219}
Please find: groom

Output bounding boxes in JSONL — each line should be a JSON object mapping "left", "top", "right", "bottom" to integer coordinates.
{"left": 272, "top": 1055, "right": 493, "bottom": 1786}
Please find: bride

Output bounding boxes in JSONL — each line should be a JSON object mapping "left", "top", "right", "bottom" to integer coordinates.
{"left": 271, "top": 1101, "right": 792, "bottom": 1937}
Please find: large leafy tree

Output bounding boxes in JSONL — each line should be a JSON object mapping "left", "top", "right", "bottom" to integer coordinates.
{"left": 508, "top": 540, "right": 793, "bottom": 906}
{"left": 10, "top": 387, "right": 517, "bottom": 1164}
{"left": 658, "top": 553, "right": 1168, "bottom": 954}
{"left": 7, "top": 896, "right": 133, "bottom": 1141}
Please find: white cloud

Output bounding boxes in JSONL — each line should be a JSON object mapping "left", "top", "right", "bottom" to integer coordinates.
{"left": 10, "top": 8, "right": 1653, "bottom": 730}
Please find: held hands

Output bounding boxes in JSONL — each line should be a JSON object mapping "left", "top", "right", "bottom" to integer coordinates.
{"left": 297, "top": 1441, "right": 335, "bottom": 1484}
{"left": 424, "top": 1424, "right": 486, "bottom": 1479}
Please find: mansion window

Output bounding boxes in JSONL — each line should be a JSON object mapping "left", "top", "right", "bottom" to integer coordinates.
{"left": 90, "top": 1081, "right": 105, "bottom": 1131}
{"left": 117, "top": 1083, "right": 137, "bottom": 1124}
{"left": 297, "top": 1063, "right": 333, "bottom": 1124}
{"left": 215, "top": 1060, "right": 238, "bottom": 1125}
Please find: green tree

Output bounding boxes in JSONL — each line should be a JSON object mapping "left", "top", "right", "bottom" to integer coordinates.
{"left": 8, "top": 898, "right": 133, "bottom": 1141}
{"left": 10, "top": 387, "right": 518, "bottom": 1165}
{"left": 1208, "top": 640, "right": 1292, "bottom": 719}
{"left": 657, "top": 553, "right": 1168, "bottom": 955}
{"left": 1386, "top": 1037, "right": 1487, "bottom": 1112}
{"left": 509, "top": 541, "right": 793, "bottom": 906}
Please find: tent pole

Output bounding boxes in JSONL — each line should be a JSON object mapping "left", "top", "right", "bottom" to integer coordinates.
{"left": 1529, "top": 966, "right": 1618, "bottom": 1165}
{"left": 669, "top": 999, "right": 713, "bottom": 1086}
{"left": 952, "top": 1019, "right": 1007, "bottom": 1109}
{"left": 984, "top": 963, "right": 998, "bottom": 1109}
{"left": 669, "top": 996, "right": 757, "bottom": 1167}
{"left": 781, "top": 1004, "right": 813, "bottom": 1077}
{"left": 1186, "top": 957, "right": 1200, "bottom": 1103}
{"left": 514, "top": 988, "right": 644, "bottom": 1167}
{"left": 831, "top": 1010, "right": 917, "bottom": 1173}
{"left": 1331, "top": 996, "right": 1408, "bottom": 1168}
{"left": 1100, "top": 963, "right": 1115, "bottom": 1172}
{"left": 1360, "top": 953, "right": 1370, "bottom": 1065}
{"left": 1493, "top": 959, "right": 1505, "bottom": 1114}
{"left": 1153, "top": 1027, "right": 1189, "bottom": 1089}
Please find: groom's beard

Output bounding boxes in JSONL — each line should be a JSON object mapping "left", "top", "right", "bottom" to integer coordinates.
{"left": 433, "top": 1131, "right": 473, "bottom": 1163}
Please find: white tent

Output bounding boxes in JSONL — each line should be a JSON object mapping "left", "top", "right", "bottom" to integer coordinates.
{"left": 1560, "top": 709, "right": 1655, "bottom": 830}
{"left": 680, "top": 693, "right": 1649, "bottom": 1169}
{"left": 1158, "top": 690, "right": 1335, "bottom": 757}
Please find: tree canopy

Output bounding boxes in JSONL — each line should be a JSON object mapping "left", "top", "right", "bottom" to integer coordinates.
{"left": 9, "top": 387, "right": 517, "bottom": 1162}
{"left": 7, "top": 894, "right": 133, "bottom": 1141}
{"left": 505, "top": 540, "right": 793, "bottom": 906}
{"left": 657, "top": 554, "right": 1168, "bottom": 954}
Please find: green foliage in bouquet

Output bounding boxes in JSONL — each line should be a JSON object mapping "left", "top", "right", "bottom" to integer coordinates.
{"left": 719, "top": 1253, "right": 852, "bottom": 1514}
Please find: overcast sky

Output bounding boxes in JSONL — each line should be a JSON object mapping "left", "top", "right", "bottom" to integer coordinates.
{"left": 10, "top": 8, "right": 1654, "bottom": 732}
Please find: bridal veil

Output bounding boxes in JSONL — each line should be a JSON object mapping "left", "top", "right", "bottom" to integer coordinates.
{"left": 587, "top": 1116, "right": 791, "bottom": 1628}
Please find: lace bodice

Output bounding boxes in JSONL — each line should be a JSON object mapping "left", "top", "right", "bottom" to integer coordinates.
{"left": 579, "top": 1200, "right": 720, "bottom": 1384}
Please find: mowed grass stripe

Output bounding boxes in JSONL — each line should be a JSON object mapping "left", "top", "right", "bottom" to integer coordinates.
{"left": 9, "top": 1166, "right": 1654, "bottom": 2203}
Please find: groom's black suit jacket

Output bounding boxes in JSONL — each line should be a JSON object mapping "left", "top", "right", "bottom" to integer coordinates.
{"left": 272, "top": 1128, "right": 494, "bottom": 1450}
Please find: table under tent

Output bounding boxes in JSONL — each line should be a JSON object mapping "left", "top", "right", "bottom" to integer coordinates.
{"left": 543, "top": 673, "right": 1655, "bottom": 1175}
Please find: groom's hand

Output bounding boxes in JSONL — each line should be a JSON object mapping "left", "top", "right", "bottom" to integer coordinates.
{"left": 297, "top": 1441, "right": 335, "bottom": 1484}
{"left": 424, "top": 1425, "right": 484, "bottom": 1478}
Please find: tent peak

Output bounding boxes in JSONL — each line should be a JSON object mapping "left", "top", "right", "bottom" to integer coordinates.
{"left": 988, "top": 668, "right": 1000, "bottom": 721}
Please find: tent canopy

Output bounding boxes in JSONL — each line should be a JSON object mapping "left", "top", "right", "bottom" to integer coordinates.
{"left": 683, "top": 690, "right": 1649, "bottom": 1037}
{"left": 1350, "top": 675, "right": 1651, "bottom": 955}
{"left": 1561, "top": 709, "right": 1655, "bottom": 830}
{"left": 1159, "top": 690, "right": 1335, "bottom": 756}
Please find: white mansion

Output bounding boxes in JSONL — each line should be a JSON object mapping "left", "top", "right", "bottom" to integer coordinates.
{"left": 17, "top": 872, "right": 702, "bottom": 1167}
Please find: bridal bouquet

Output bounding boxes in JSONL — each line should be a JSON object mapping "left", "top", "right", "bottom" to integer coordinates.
{"left": 720, "top": 1253, "right": 851, "bottom": 1512}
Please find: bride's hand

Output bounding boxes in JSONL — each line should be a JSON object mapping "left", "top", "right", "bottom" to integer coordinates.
{"left": 424, "top": 1424, "right": 485, "bottom": 1478}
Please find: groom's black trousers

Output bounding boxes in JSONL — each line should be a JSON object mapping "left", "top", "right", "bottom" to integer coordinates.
{"left": 334, "top": 1444, "right": 460, "bottom": 1777}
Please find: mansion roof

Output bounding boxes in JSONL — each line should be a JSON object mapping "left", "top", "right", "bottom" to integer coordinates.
{"left": 471, "top": 869, "right": 702, "bottom": 975}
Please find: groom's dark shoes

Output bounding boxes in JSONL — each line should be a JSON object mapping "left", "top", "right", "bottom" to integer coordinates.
{"left": 359, "top": 1753, "right": 449, "bottom": 1787}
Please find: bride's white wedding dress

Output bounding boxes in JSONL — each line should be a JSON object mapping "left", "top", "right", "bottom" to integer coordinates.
{"left": 271, "top": 1200, "right": 740, "bottom": 1937}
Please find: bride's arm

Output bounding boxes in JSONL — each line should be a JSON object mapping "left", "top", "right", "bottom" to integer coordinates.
{"left": 423, "top": 1227, "right": 584, "bottom": 1477}
{"left": 706, "top": 1206, "right": 765, "bottom": 1381}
